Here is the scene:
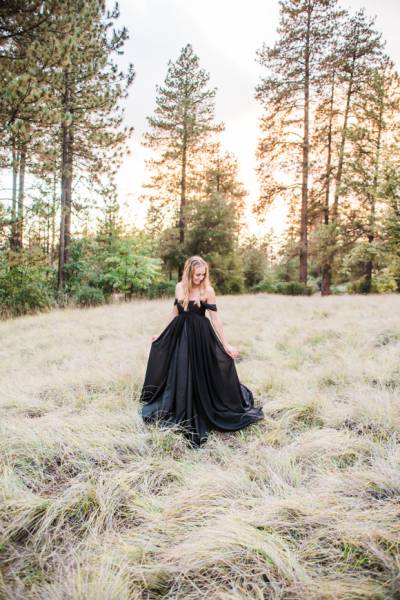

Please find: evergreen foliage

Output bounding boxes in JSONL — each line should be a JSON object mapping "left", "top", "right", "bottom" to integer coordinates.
{"left": 0, "top": 0, "right": 134, "bottom": 290}
{"left": 143, "top": 43, "right": 223, "bottom": 265}
{"left": 0, "top": 2, "right": 399, "bottom": 320}
{"left": 0, "top": 249, "right": 54, "bottom": 318}
{"left": 255, "top": 1, "right": 400, "bottom": 295}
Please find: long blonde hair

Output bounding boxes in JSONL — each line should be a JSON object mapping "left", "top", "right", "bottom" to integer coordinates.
{"left": 179, "top": 256, "right": 211, "bottom": 311}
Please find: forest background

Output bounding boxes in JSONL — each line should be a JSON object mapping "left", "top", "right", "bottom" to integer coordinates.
{"left": 1, "top": 0, "right": 400, "bottom": 318}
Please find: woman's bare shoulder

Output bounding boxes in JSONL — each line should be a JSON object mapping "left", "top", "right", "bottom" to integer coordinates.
{"left": 175, "top": 281, "right": 183, "bottom": 296}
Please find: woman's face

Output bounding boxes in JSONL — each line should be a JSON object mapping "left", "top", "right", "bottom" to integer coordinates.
{"left": 192, "top": 265, "right": 206, "bottom": 286}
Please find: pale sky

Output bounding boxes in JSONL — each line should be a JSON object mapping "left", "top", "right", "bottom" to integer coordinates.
{"left": 113, "top": 0, "right": 400, "bottom": 239}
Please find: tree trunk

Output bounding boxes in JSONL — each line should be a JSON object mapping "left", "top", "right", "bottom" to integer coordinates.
{"left": 364, "top": 254, "right": 373, "bottom": 293}
{"left": 179, "top": 140, "right": 187, "bottom": 243}
{"left": 324, "top": 72, "right": 335, "bottom": 227}
{"left": 365, "top": 81, "right": 384, "bottom": 293}
{"left": 50, "top": 173, "right": 57, "bottom": 266}
{"left": 332, "top": 51, "right": 356, "bottom": 219}
{"left": 178, "top": 112, "right": 188, "bottom": 278}
{"left": 58, "top": 72, "right": 73, "bottom": 291}
{"left": 216, "top": 155, "right": 221, "bottom": 192}
{"left": 16, "top": 144, "right": 26, "bottom": 249}
{"left": 321, "top": 71, "right": 336, "bottom": 296}
{"left": 299, "top": 2, "right": 311, "bottom": 284}
{"left": 321, "top": 264, "right": 332, "bottom": 295}
{"left": 10, "top": 140, "right": 19, "bottom": 250}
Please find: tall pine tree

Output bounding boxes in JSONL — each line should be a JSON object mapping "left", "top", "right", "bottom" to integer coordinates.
{"left": 143, "top": 43, "right": 223, "bottom": 272}
{"left": 256, "top": 0, "right": 341, "bottom": 284}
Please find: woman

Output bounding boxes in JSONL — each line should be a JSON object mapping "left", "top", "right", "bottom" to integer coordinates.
{"left": 139, "top": 255, "right": 264, "bottom": 447}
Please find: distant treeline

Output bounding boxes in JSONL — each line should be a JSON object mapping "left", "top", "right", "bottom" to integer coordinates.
{"left": 0, "top": 0, "right": 399, "bottom": 318}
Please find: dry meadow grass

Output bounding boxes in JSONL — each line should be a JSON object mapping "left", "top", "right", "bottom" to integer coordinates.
{"left": 1, "top": 293, "right": 400, "bottom": 599}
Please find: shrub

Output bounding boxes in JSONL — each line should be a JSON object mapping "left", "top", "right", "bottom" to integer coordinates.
{"left": 64, "top": 236, "right": 162, "bottom": 299}
{"left": 274, "top": 281, "right": 314, "bottom": 296}
{"left": 203, "top": 252, "right": 244, "bottom": 294}
{"left": 146, "top": 279, "right": 177, "bottom": 299}
{"left": 241, "top": 242, "right": 267, "bottom": 288}
{"left": 0, "top": 252, "right": 55, "bottom": 318}
{"left": 348, "top": 270, "right": 398, "bottom": 294}
{"left": 252, "top": 276, "right": 278, "bottom": 293}
{"left": 330, "top": 282, "right": 351, "bottom": 295}
{"left": 74, "top": 286, "right": 106, "bottom": 307}
{"left": 252, "top": 278, "right": 314, "bottom": 296}
{"left": 371, "top": 269, "right": 397, "bottom": 293}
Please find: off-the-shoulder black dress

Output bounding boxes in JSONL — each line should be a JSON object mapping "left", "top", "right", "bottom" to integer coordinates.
{"left": 139, "top": 298, "right": 264, "bottom": 446}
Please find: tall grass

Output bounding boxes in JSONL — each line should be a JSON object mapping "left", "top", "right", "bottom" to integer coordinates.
{"left": 1, "top": 294, "right": 399, "bottom": 598}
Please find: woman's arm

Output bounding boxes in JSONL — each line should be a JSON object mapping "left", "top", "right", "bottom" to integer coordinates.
{"left": 150, "top": 284, "right": 179, "bottom": 342}
{"left": 206, "top": 287, "right": 239, "bottom": 359}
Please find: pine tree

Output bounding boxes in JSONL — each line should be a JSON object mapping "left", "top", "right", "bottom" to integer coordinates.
{"left": 343, "top": 59, "right": 399, "bottom": 292}
{"left": 153, "top": 143, "right": 247, "bottom": 277}
{"left": 0, "top": 0, "right": 76, "bottom": 253}
{"left": 382, "top": 162, "right": 400, "bottom": 290}
{"left": 185, "top": 192, "right": 243, "bottom": 293}
{"left": 36, "top": 0, "right": 135, "bottom": 290}
{"left": 200, "top": 144, "right": 247, "bottom": 219}
{"left": 143, "top": 43, "right": 223, "bottom": 268}
{"left": 96, "top": 182, "right": 126, "bottom": 243}
{"left": 256, "top": 0, "right": 341, "bottom": 284}
{"left": 311, "top": 27, "right": 343, "bottom": 294}
{"left": 331, "top": 10, "right": 383, "bottom": 219}
{"left": 0, "top": 1, "right": 54, "bottom": 43}
{"left": 312, "top": 12, "right": 384, "bottom": 295}
{"left": 1, "top": 1, "right": 134, "bottom": 290}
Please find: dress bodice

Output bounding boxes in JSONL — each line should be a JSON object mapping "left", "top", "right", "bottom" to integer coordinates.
{"left": 174, "top": 298, "right": 217, "bottom": 316}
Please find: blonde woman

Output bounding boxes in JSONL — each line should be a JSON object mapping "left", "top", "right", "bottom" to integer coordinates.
{"left": 140, "top": 255, "right": 264, "bottom": 447}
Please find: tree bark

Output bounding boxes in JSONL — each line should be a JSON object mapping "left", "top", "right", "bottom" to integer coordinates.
{"left": 16, "top": 144, "right": 26, "bottom": 249}
{"left": 299, "top": 1, "right": 311, "bottom": 284}
{"left": 10, "top": 140, "right": 19, "bottom": 250}
{"left": 179, "top": 142, "right": 187, "bottom": 245}
{"left": 365, "top": 81, "right": 384, "bottom": 293}
{"left": 323, "top": 72, "right": 335, "bottom": 227}
{"left": 321, "top": 71, "right": 336, "bottom": 296}
{"left": 332, "top": 50, "right": 356, "bottom": 219}
{"left": 178, "top": 104, "right": 188, "bottom": 279}
{"left": 58, "top": 71, "right": 73, "bottom": 290}
{"left": 321, "top": 264, "right": 332, "bottom": 295}
{"left": 50, "top": 173, "right": 57, "bottom": 266}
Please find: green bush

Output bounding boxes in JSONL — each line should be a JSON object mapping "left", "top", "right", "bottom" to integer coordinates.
{"left": 241, "top": 241, "right": 267, "bottom": 288}
{"left": 64, "top": 238, "right": 100, "bottom": 294}
{"left": 0, "top": 254, "right": 55, "bottom": 318}
{"left": 252, "top": 277, "right": 314, "bottom": 296}
{"left": 274, "top": 281, "right": 314, "bottom": 295}
{"left": 206, "top": 252, "right": 244, "bottom": 294}
{"left": 252, "top": 276, "right": 277, "bottom": 293}
{"left": 348, "top": 270, "right": 398, "bottom": 294}
{"left": 146, "top": 279, "right": 177, "bottom": 299}
{"left": 348, "top": 277, "right": 371, "bottom": 294}
{"left": 330, "top": 282, "right": 351, "bottom": 295}
{"left": 64, "top": 236, "right": 162, "bottom": 299}
{"left": 371, "top": 269, "right": 397, "bottom": 293}
{"left": 74, "top": 286, "right": 106, "bottom": 307}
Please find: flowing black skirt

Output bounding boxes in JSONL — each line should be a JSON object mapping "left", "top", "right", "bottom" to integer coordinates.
{"left": 139, "top": 307, "right": 264, "bottom": 447}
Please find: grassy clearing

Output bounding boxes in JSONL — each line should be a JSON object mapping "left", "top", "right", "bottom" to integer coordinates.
{"left": 1, "top": 293, "right": 400, "bottom": 599}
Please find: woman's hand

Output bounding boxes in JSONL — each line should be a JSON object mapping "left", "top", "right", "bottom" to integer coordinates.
{"left": 150, "top": 334, "right": 159, "bottom": 343}
{"left": 224, "top": 343, "right": 239, "bottom": 360}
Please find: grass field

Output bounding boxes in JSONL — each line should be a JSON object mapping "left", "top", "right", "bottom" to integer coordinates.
{"left": 1, "top": 293, "right": 400, "bottom": 599}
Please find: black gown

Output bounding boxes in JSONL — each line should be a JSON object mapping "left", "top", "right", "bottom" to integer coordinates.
{"left": 139, "top": 298, "right": 264, "bottom": 447}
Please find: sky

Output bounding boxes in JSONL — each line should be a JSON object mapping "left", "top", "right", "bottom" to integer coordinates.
{"left": 113, "top": 0, "right": 400, "bottom": 239}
